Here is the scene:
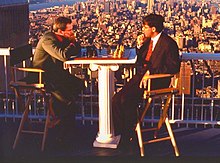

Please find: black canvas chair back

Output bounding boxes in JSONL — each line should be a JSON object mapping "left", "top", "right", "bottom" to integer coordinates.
{"left": 10, "top": 44, "right": 33, "bottom": 66}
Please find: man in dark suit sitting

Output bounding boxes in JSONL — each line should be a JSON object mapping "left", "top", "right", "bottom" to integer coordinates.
{"left": 112, "top": 14, "right": 181, "bottom": 149}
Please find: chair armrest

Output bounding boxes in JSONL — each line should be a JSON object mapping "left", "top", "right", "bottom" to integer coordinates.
{"left": 11, "top": 67, "right": 44, "bottom": 85}
{"left": 142, "top": 74, "right": 174, "bottom": 80}
{"left": 13, "top": 67, "right": 44, "bottom": 73}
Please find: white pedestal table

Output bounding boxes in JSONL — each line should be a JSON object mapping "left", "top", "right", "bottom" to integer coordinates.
{"left": 64, "top": 49, "right": 137, "bottom": 148}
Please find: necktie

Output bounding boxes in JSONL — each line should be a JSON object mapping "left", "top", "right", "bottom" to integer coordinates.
{"left": 145, "top": 40, "right": 153, "bottom": 61}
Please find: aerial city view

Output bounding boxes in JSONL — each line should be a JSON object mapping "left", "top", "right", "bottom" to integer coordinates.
{"left": 29, "top": 0, "right": 220, "bottom": 53}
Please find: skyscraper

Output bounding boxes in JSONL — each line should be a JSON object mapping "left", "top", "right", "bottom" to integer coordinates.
{"left": 104, "top": 0, "right": 110, "bottom": 13}
{"left": 167, "top": 0, "right": 175, "bottom": 7}
{"left": 147, "top": 0, "right": 154, "bottom": 13}
{"left": 140, "top": 0, "right": 147, "bottom": 4}
{"left": 0, "top": 0, "right": 29, "bottom": 48}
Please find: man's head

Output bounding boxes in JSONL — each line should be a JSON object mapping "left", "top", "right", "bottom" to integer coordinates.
{"left": 142, "top": 14, "right": 164, "bottom": 38}
{"left": 53, "top": 17, "right": 73, "bottom": 38}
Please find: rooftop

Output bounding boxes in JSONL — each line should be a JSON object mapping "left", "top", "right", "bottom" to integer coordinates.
{"left": 1, "top": 119, "right": 220, "bottom": 162}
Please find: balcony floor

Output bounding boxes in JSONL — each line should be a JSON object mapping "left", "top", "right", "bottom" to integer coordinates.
{"left": 1, "top": 119, "right": 220, "bottom": 162}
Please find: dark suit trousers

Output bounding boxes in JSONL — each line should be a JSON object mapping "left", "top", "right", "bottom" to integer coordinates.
{"left": 46, "top": 74, "right": 85, "bottom": 138}
{"left": 112, "top": 73, "right": 144, "bottom": 138}
{"left": 112, "top": 72, "right": 171, "bottom": 139}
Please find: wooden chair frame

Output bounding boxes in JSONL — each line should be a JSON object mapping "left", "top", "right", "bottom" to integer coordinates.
{"left": 136, "top": 73, "right": 180, "bottom": 157}
{"left": 9, "top": 44, "right": 59, "bottom": 151}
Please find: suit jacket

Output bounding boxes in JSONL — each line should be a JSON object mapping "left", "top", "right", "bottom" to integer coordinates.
{"left": 32, "top": 31, "right": 83, "bottom": 101}
{"left": 33, "top": 31, "right": 80, "bottom": 80}
{"left": 136, "top": 32, "right": 181, "bottom": 89}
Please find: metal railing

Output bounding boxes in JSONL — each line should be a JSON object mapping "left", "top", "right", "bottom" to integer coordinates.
{"left": 1, "top": 47, "right": 220, "bottom": 128}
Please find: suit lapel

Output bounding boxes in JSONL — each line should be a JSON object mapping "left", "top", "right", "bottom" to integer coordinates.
{"left": 150, "top": 33, "right": 164, "bottom": 61}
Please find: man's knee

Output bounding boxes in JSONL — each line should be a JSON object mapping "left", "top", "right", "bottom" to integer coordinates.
{"left": 51, "top": 91, "right": 72, "bottom": 105}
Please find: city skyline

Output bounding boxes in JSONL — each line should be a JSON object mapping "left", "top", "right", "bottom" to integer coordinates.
{"left": 0, "top": 0, "right": 219, "bottom": 52}
{"left": 28, "top": 0, "right": 220, "bottom": 53}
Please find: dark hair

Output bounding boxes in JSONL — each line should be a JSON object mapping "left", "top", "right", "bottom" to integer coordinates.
{"left": 143, "top": 14, "right": 164, "bottom": 32}
{"left": 53, "top": 17, "right": 72, "bottom": 32}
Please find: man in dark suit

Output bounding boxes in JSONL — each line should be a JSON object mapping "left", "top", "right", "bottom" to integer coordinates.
{"left": 32, "top": 17, "right": 84, "bottom": 141}
{"left": 112, "top": 14, "right": 181, "bottom": 148}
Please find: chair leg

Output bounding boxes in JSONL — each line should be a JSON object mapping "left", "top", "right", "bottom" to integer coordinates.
{"left": 154, "top": 96, "right": 171, "bottom": 138}
{"left": 157, "top": 96, "right": 171, "bottom": 130}
{"left": 48, "top": 97, "right": 56, "bottom": 119}
{"left": 41, "top": 95, "right": 53, "bottom": 151}
{"left": 13, "top": 90, "right": 56, "bottom": 151}
{"left": 136, "top": 122, "right": 144, "bottom": 157}
{"left": 13, "top": 93, "right": 33, "bottom": 150}
{"left": 140, "top": 98, "right": 152, "bottom": 122}
{"left": 165, "top": 117, "right": 180, "bottom": 156}
{"left": 41, "top": 109, "right": 50, "bottom": 151}
{"left": 135, "top": 98, "right": 152, "bottom": 157}
{"left": 13, "top": 107, "right": 29, "bottom": 149}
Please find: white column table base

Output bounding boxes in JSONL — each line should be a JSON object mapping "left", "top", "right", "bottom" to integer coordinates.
{"left": 92, "top": 65, "right": 121, "bottom": 148}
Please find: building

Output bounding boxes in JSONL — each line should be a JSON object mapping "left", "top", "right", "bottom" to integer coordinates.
{"left": 147, "top": 0, "right": 154, "bottom": 13}
{"left": 0, "top": 0, "right": 29, "bottom": 48}
{"left": 140, "top": 0, "right": 147, "bottom": 4}
{"left": 0, "top": 0, "right": 29, "bottom": 93}
{"left": 104, "top": 0, "right": 110, "bottom": 13}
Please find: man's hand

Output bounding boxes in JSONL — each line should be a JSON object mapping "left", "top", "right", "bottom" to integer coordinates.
{"left": 139, "top": 70, "right": 150, "bottom": 88}
{"left": 68, "top": 32, "right": 76, "bottom": 43}
{"left": 63, "top": 31, "right": 76, "bottom": 43}
{"left": 137, "top": 34, "right": 145, "bottom": 48}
